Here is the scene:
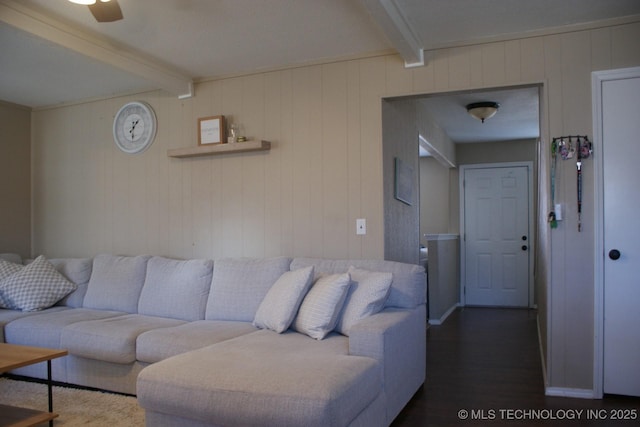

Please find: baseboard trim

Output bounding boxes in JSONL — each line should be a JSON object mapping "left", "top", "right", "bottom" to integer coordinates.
{"left": 545, "top": 387, "right": 596, "bottom": 399}
{"left": 428, "top": 303, "right": 459, "bottom": 325}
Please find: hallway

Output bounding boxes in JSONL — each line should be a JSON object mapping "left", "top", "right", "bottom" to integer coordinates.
{"left": 393, "top": 308, "right": 639, "bottom": 426}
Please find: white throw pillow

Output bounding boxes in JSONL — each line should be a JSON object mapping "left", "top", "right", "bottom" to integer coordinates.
{"left": 0, "top": 259, "right": 24, "bottom": 308}
{"left": 293, "top": 272, "right": 351, "bottom": 340}
{"left": 0, "top": 255, "right": 77, "bottom": 312}
{"left": 335, "top": 266, "right": 392, "bottom": 336}
{"left": 253, "top": 266, "right": 314, "bottom": 333}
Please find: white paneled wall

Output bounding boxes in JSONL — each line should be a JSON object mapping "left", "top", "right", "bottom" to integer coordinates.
{"left": 32, "top": 21, "right": 640, "bottom": 392}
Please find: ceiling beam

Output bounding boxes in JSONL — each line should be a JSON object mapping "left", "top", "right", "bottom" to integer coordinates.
{"left": 0, "top": 0, "right": 193, "bottom": 98}
{"left": 359, "top": 0, "right": 424, "bottom": 67}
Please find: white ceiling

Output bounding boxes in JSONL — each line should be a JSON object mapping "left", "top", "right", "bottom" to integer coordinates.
{"left": 418, "top": 85, "right": 541, "bottom": 146}
{"left": 1, "top": 0, "right": 639, "bottom": 143}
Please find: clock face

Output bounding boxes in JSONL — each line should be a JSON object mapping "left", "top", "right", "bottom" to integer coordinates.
{"left": 113, "top": 101, "right": 157, "bottom": 154}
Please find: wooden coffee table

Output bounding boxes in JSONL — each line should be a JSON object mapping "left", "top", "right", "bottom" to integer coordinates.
{"left": 0, "top": 343, "right": 68, "bottom": 427}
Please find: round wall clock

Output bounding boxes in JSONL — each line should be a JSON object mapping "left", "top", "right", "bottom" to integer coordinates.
{"left": 113, "top": 101, "right": 157, "bottom": 154}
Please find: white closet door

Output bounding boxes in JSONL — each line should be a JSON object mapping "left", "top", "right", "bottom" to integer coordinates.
{"left": 602, "top": 74, "right": 640, "bottom": 397}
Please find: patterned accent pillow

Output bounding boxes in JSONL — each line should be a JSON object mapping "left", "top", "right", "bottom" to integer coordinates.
{"left": 335, "top": 266, "right": 393, "bottom": 336}
{"left": 293, "top": 272, "right": 351, "bottom": 340}
{"left": 0, "top": 255, "right": 77, "bottom": 312}
{"left": 253, "top": 266, "right": 314, "bottom": 333}
{"left": 0, "top": 259, "right": 24, "bottom": 309}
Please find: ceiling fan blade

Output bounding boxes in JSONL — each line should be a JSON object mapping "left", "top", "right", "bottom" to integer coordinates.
{"left": 88, "top": 0, "right": 123, "bottom": 23}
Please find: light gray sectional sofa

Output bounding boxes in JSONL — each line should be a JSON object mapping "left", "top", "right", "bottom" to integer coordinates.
{"left": 0, "top": 253, "right": 426, "bottom": 427}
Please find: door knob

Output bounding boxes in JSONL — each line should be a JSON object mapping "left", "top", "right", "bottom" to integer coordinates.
{"left": 609, "top": 249, "right": 621, "bottom": 260}
{"left": 521, "top": 245, "right": 528, "bottom": 251}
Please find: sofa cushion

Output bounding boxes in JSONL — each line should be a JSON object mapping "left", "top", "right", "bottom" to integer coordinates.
{"left": 137, "top": 330, "right": 381, "bottom": 427}
{"left": 0, "top": 306, "right": 69, "bottom": 342}
{"left": 290, "top": 258, "right": 426, "bottom": 309}
{"left": 0, "top": 255, "right": 77, "bottom": 312}
{"left": 334, "top": 267, "right": 392, "bottom": 336}
{"left": 44, "top": 258, "right": 93, "bottom": 308}
{"left": 0, "top": 253, "right": 22, "bottom": 264}
{"left": 293, "top": 272, "right": 351, "bottom": 340}
{"left": 253, "top": 266, "right": 314, "bottom": 333}
{"left": 83, "top": 254, "right": 150, "bottom": 313}
{"left": 206, "top": 257, "right": 291, "bottom": 321}
{"left": 4, "top": 308, "right": 126, "bottom": 349}
{"left": 138, "top": 256, "right": 213, "bottom": 321}
{"left": 61, "top": 314, "right": 186, "bottom": 364}
{"left": 136, "top": 320, "right": 258, "bottom": 363}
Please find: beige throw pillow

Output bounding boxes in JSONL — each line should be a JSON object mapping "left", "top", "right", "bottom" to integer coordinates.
{"left": 334, "top": 266, "right": 392, "bottom": 336}
{"left": 253, "top": 266, "right": 314, "bottom": 333}
{"left": 293, "top": 273, "right": 351, "bottom": 340}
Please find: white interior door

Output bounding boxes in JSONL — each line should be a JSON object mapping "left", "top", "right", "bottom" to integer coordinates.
{"left": 462, "top": 165, "right": 531, "bottom": 307}
{"left": 602, "top": 73, "right": 640, "bottom": 397}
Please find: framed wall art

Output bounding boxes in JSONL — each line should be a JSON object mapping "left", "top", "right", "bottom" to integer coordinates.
{"left": 198, "top": 115, "right": 225, "bottom": 145}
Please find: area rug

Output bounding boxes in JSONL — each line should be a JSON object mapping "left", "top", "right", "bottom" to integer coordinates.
{"left": 0, "top": 377, "right": 144, "bottom": 426}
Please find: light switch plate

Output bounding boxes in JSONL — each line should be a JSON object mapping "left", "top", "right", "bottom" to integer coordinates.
{"left": 356, "top": 218, "right": 366, "bottom": 235}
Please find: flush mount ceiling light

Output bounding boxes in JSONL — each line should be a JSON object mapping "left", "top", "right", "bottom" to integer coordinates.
{"left": 68, "top": 0, "right": 122, "bottom": 22}
{"left": 466, "top": 101, "right": 500, "bottom": 123}
{"left": 68, "top": 0, "right": 112, "bottom": 4}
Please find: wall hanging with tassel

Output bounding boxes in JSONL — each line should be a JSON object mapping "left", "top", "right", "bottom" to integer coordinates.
{"left": 549, "top": 135, "right": 592, "bottom": 231}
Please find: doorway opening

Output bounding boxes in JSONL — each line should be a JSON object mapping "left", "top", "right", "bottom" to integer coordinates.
{"left": 382, "top": 84, "right": 541, "bottom": 322}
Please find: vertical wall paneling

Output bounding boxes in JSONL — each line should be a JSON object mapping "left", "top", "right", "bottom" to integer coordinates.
{"left": 321, "top": 62, "right": 349, "bottom": 259}
{"left": 0, "top": 101, "right": 30, "bottom": 257}
{"left": 411, "top": 55, "right": 435, "bottom": 93}
{"left": 447, "top": 46, "right": 472, "bottom": 89}
{"left": 290, "top": 67, "right": 314, "bottom": 257}
{"left": 346, "top": 60, "right": 363, "bottom": 259}
{"left": 385, "top": 55, "right": 413, "bottom": 95}
{"left": 278, "top": 70, "right": 295, "bottom": 257}
{"left": 560, "top": 30, "right": 595, "bottom": 390}
{"left": 433, "top": 49, "right": 450, "bottom": 91}
{"left": 520, "top": 37, "right": 546, "bottom": 83}
{"left": 358, "top": 56, "right": 385, "bottom": 260}
{"left": 590, "top": 28, "right": 612, "bottom": 71}
{"left": 482, "top": 42, "right": 507, "bottom": 87}
{"left": 505, "top": 40, "right": 522, "bottom": 83}
{"left": 241, "top": 74, "right": 267, "bottom": 258}
{"left": 263, "top": 72, "right": 284, "bottom": 257}
{"left": 611, "top": 22, "right": 640, "bottom": 68}
{"left": 191, "top": 84, "right": 214, "bottom": 259}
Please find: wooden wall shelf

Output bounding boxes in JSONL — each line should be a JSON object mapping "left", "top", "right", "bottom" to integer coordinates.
{"left": 167, "top": 140, "right": 270, "bottom": 158}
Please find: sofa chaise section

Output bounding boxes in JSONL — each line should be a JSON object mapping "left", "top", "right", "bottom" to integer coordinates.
{"left": 138, "top": 329, "right": 383, "bottom": 427}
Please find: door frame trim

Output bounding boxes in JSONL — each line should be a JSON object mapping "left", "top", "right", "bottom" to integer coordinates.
{"left": 459, "top": 161, "right": 535, "bottom": 307}
{"left": 592, "top": 66, "right": 640, "bottom": 399}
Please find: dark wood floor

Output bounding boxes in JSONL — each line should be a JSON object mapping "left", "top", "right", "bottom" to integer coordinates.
{"left": 392, "top": 307, "right": 639, "bottom": 426}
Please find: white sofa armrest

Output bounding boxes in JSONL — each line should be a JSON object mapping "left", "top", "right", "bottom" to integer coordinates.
{"left": 348, "top": 305, "right": 426, "bottom": 424}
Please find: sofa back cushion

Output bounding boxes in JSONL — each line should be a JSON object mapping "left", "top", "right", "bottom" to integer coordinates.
{"left": 0, "top": 253, "right": 22, "bottom": 264}
{"left": 138, "top": 256, "right": 214, "bottom": 321}
{"left": 205, "top": 257, "right": 291, "bottom": 321}
{"left": 46, "top": 258, "right": 93, "bottom": 308}
{"left": 290, "top": 258, "right": 426, "bottom": 309}
{"left": 83, "top": 254, "right": 150, "bottom": 313}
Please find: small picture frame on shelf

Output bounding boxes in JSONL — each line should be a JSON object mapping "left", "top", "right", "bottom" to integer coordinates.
{"left": 198, "top": 115, "right": 225, "bottom": 145}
